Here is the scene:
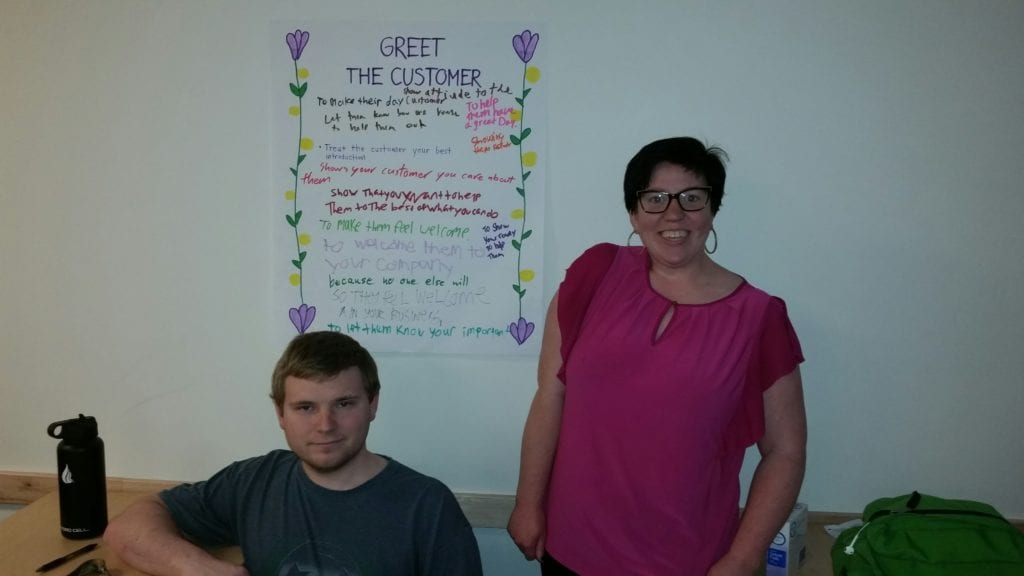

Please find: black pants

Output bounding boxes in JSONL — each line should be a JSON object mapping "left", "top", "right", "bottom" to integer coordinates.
{"left": 541, "top": 552, "right": 580, "bottom": 576}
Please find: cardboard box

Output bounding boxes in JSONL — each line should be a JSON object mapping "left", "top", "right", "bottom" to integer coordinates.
{"left": 765, "top": 502, "right": 808, "bottom": 576}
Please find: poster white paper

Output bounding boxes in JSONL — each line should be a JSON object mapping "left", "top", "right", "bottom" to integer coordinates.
{"left": 273, "top": 23, "right": 546, "bottom": 354}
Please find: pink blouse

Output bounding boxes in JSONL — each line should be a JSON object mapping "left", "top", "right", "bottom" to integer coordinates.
{"left": 546, "top": 244, "right": 804, "bottom": 575}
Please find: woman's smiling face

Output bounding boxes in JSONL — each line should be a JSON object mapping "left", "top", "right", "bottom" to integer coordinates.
{"left": 629, "top": 162, "right": 714, "bottom": 271}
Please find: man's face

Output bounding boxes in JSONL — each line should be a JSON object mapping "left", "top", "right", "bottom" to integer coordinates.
{"left": 276, "top": 367, "right": 378, "bottom": 479}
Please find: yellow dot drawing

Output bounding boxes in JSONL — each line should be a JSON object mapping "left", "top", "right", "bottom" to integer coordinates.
{"left": 298, "top": 233, "right": 311, "bottom": 246}
{"left": 522, "top": 151, "right": 537, "bottom": 167}
{"left": 519, "top": 269, "right": 536, "bottom": 282}
{"left": 288, "top": 105, "right": 300, "bottom": 116}
{"left": 510, "top": 209, "right": 525, "bottom": 220}
{"left": 298, "top": 68, "right": 309, "bottom": 79}
{"left": 510, "top": 109, "right": 522, "bottom": 123}
{"left": 289, "top": 273, "right": 301, "bottom": 286}
{"left": 284, "top": 190, "right": 296, "bottom": 200}
{"left": 526, "top": 66, "right": 541, "bottom": 84}
{"left": 300, "top": 137, "right": 314, "bottom": 151}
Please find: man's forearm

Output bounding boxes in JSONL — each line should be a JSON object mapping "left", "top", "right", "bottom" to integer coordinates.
{"left": 103, "top": 495, "right": 247, "bottom": 576}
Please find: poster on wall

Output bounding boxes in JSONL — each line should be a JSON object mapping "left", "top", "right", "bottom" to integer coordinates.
{"left": 272, "top": 22, "right": 546, "bottom": 354}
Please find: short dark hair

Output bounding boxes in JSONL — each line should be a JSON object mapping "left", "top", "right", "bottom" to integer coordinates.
{"left": 271, "top": 331, "right": 381, "bottom": 406}
{"left": 623, "top": 137, "right": 729, "bottom": 215}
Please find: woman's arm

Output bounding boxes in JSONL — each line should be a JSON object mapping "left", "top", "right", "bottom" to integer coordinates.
{"left": 104, "top": 493, "right": 249, "bottom": 576}
{"left": 709, "top": 367, "right": 807, "bottom": 576}
{"left": 507, "top": 292, "right": 566, "bottom": 561}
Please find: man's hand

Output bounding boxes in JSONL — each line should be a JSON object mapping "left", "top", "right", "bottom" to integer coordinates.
{"left": 104, "top": 494, "right": 247, "bottom": 576}
{"left": 180, "top": 563, "right": 249, "bottom": 576}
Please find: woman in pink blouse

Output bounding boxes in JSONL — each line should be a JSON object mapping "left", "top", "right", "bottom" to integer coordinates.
{"left": 508, "top": 137, "right": 807, "bottom": 576}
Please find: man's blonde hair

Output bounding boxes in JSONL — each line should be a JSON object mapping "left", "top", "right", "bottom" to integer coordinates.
{"left": 271, "top": 331, "right": 380, "bottom": 407}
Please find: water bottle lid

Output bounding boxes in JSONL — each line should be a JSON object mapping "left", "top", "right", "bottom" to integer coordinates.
{"left": 47, "top": 414, "right": 99, "bottom": 441}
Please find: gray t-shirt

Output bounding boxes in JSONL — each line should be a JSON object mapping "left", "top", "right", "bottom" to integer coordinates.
{"left": 160, "top": 450, "right": 482, "bottom": 576}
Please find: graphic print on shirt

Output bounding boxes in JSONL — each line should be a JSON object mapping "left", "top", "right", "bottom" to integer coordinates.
{"left": 276, "top": 540, "right": 361, "bottom": 576}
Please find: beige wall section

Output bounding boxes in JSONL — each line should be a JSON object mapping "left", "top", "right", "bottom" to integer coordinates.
{"left": 0, "top": 472, "right": 172, "bottom": 505}
{"left": 5, "top": 471, "right": 1021, "bottom": 576}
{"left": 0, "top": 472, "right": 514, "bottom": 529}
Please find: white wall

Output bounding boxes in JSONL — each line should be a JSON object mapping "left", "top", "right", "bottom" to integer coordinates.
{"left": 2, "top": 0, "right": 1022, "bottom": 549}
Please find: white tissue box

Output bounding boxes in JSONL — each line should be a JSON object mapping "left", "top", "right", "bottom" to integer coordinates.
{"left": 765, "top": 502, "right": 807, "bottom": 576}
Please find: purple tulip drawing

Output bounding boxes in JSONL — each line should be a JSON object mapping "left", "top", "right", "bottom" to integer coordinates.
{"left": 512, "top": 30, "right": 540, "bottom": 63}
{"left": 286, "top": 29, "right": 310, "bottom": 61}
{"left": 506, "top": 29, "right": 542, "bottom": 345}
{"left": 509, "top": 316, "right": 535, "bottom": 345}
{"left": 283, "top": 29, "right": 316, "bottom": 334}
{"left": 507, "top": 30, "right": 542, "bottom": 345}
{"left": 289, "top": 304, "right": 316, "bottom": 334}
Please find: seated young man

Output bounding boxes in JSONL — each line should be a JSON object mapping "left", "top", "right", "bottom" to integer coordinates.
{"left": 104, "top": 331, "right": 482, "bottom": 576}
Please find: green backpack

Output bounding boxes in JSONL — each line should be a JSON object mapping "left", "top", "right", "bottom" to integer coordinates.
{"left": 832, "top": 491, "right": 1024, "bottom": 576}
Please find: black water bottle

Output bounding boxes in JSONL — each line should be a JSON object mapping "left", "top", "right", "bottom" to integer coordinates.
{"left": 47, "top": 414, "right": 108, "bottom": 539}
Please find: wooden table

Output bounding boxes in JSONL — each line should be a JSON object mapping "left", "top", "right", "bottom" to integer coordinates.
{"left": 0, "top": 490, "right": 240, "bottom": 575}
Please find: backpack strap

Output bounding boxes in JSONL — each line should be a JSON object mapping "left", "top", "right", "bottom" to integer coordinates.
{"left": 867, "top": 491, "right": 1011, "bottom": 523}
{"left": 557, "top": 243, "right": 619, "bottom": 382}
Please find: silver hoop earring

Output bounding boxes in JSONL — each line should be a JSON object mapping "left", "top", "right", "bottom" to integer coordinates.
{"left": 705, "top": 228, "right": 718, "bottom": 254}
{"left": 627, "top": 231, "right": 638, "bottom": 247}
